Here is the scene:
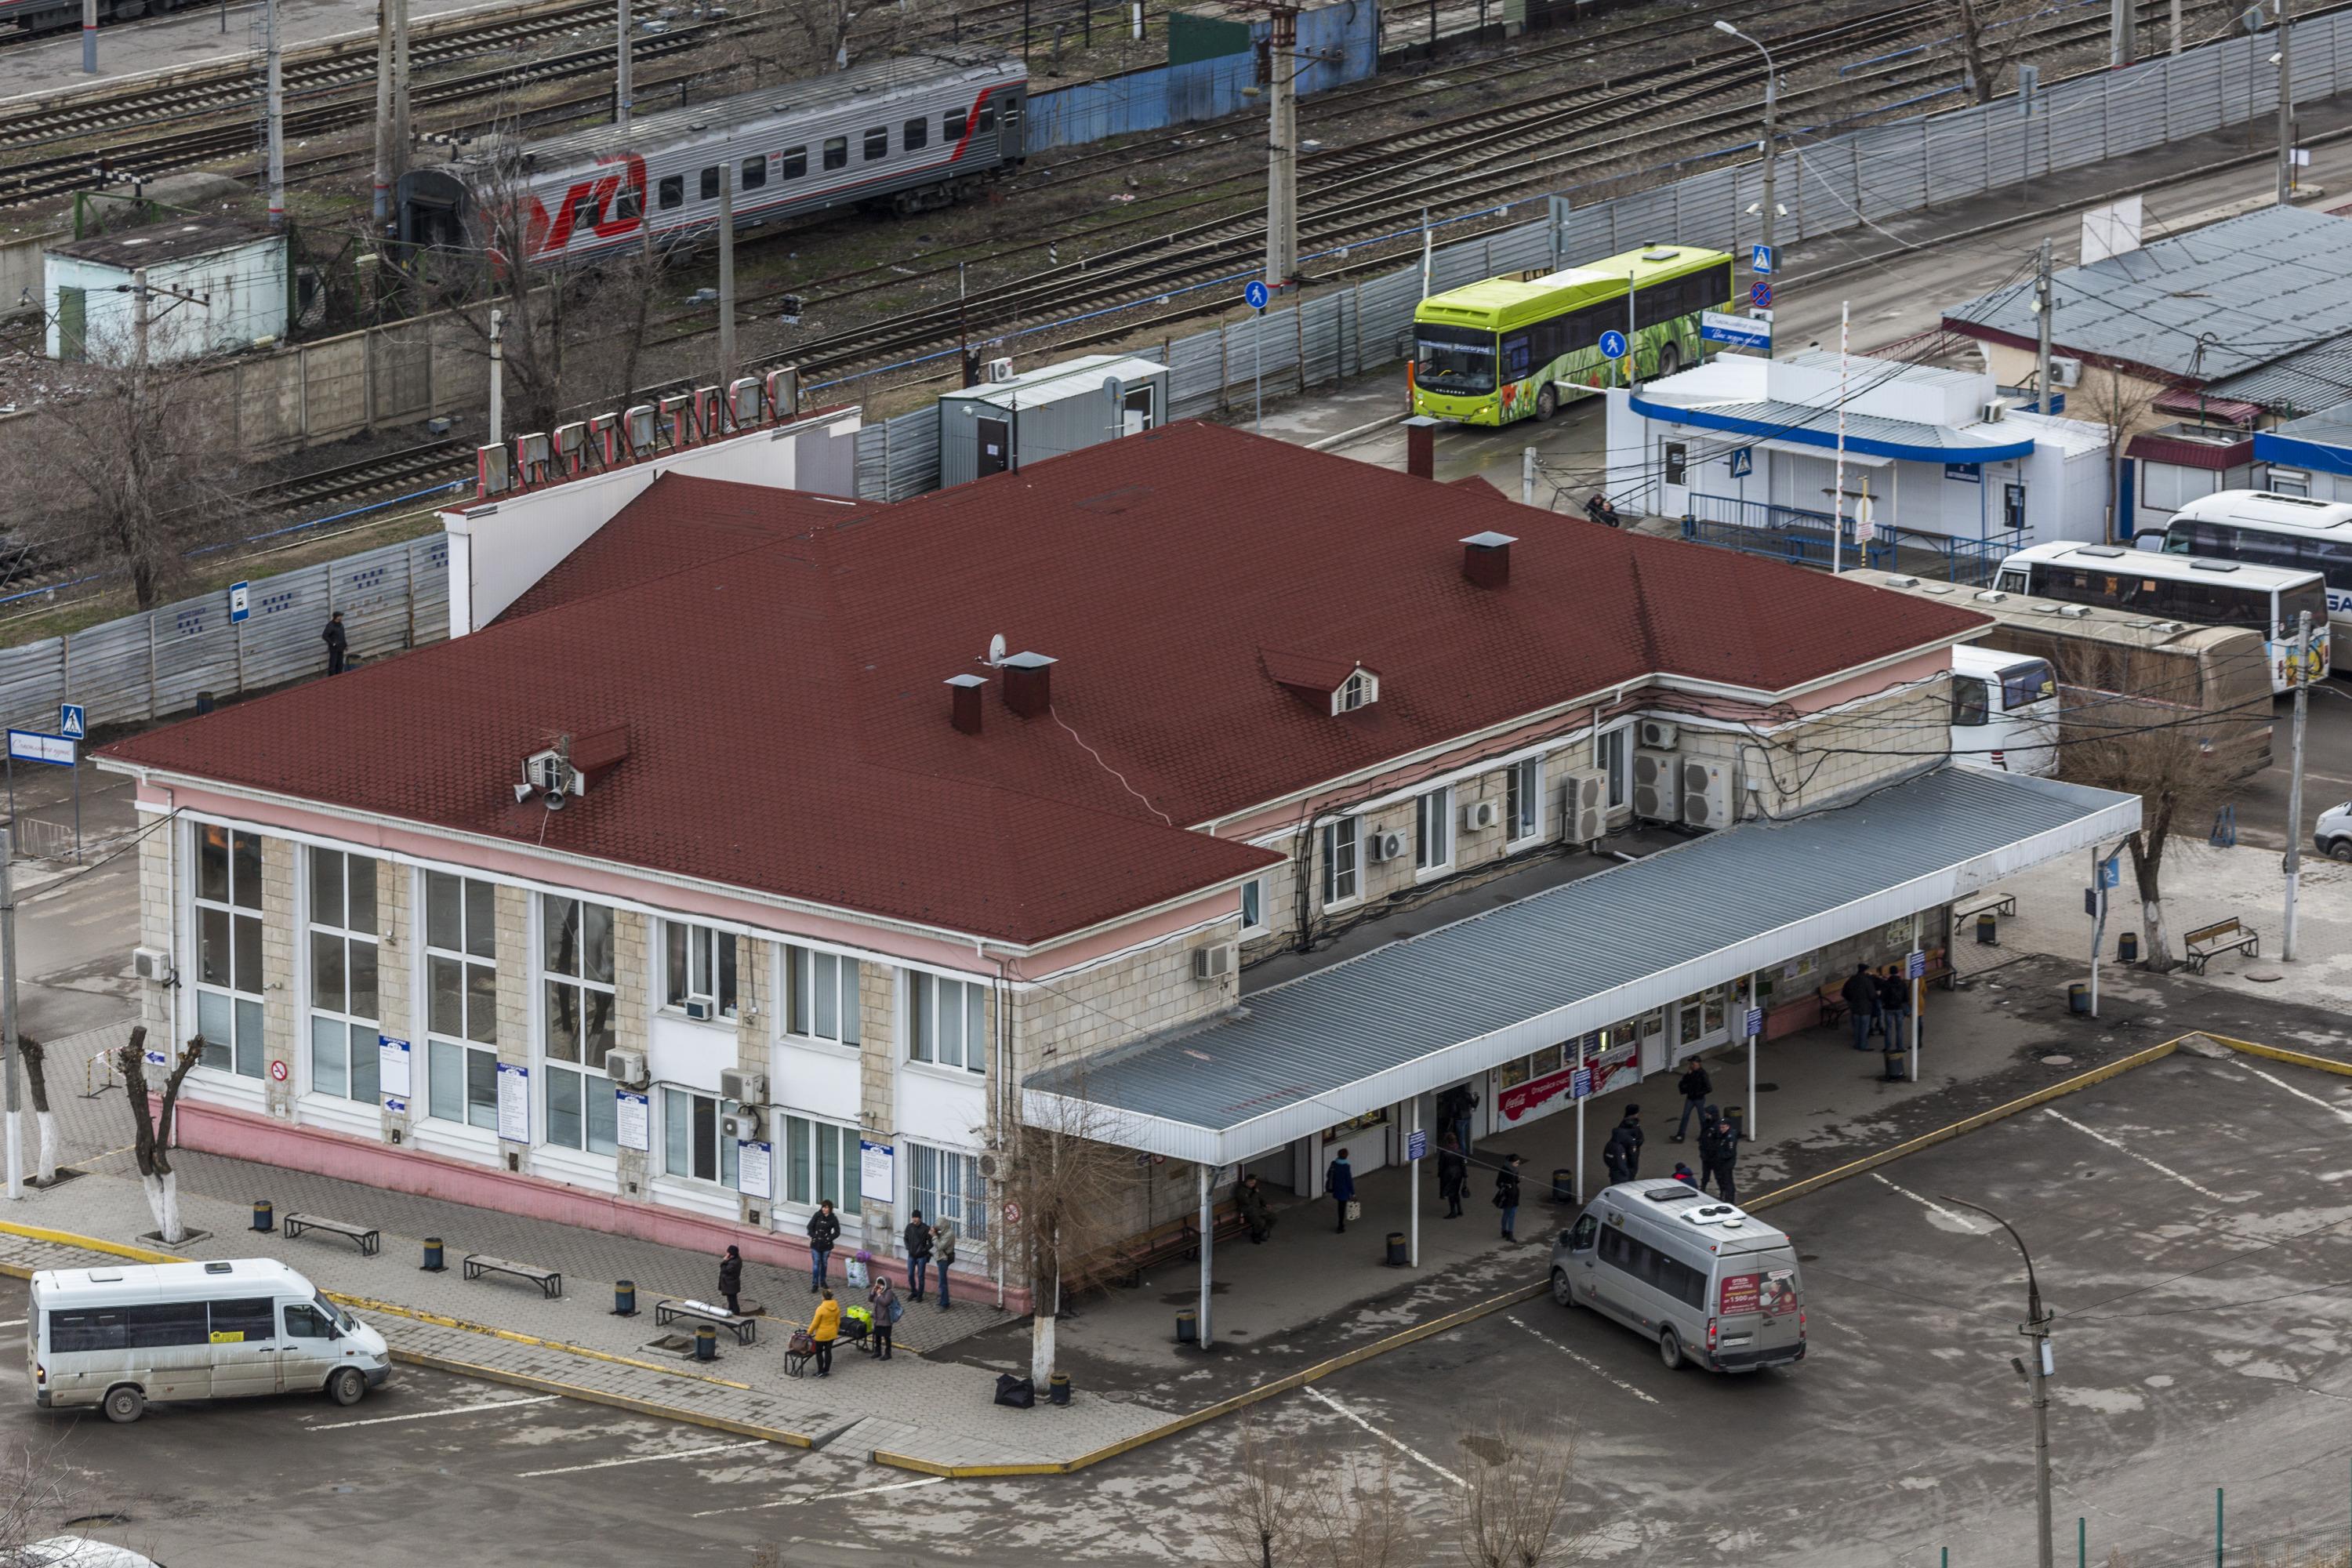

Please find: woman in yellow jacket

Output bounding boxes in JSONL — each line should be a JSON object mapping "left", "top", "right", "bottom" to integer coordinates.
{"left": 808, "top": 1289, "right": 840, "bottom": 1378}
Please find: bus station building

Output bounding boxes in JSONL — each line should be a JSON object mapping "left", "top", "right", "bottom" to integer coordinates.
{"left": 97, "top": 419, "right": 2136, "bottom": 1312}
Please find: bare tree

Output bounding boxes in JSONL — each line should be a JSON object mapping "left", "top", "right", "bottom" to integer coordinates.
{"left": 1218, "top": 1417, "right": 1419, "bottom": 1568}
{"left": 2063, "top": 702, "right": 2234, "bottom": 972}
{"left": 1952, "top": 0, "right": 2037, "bottom": 101}
{"left": 0, "top": 1439, "right": 75, "bottom": 1556}
{"left": 1312, "top": 1448, "right": 1416, "bottom": 1568}
{"left": 1453, "top": 1410, "right": 1584, "bottom": 1568}
{"left": 19, "top": 1033, "right": 56, "bottom": 1187}
{"left": 114, "top": 1027, "right": 203, "bottom": 1244}
{"left": 1217, "top": 1415, "right": 1313, "bottom": 1568}
{"left": 1002, "top": 1079, "right": 1146, "bottom": 1385}
{"left": 771, "top": 0, "right": 858, "bottom": 71}
{"left": 2068, "top": 365, "right": 2166, "bottom": 544}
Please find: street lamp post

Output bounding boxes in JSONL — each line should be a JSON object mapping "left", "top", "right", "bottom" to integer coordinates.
{"left": 1715, "top": 20, "right": 1778, "bottom": 300}
{"left": 1943, "top": 1196, "right": 2056, "bottom": 1568}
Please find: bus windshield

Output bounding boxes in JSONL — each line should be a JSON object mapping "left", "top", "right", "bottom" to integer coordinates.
{"left": 1415, "top": 325, "right": 1495, "bottom": 395}
{"left": 1998, "top": 660, "right": 2056, "bottom": 710}
{"left": 2284, "top": 579, "right": 2329, "bottom": 634}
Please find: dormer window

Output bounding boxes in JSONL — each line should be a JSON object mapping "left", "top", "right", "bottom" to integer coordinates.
{"left": 1334, "top": 670, "right": 1378, "bottom": 714}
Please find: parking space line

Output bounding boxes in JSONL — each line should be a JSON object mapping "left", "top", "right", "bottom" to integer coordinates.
{"left": 1502, "top": 1315, "right": 1662, "bottom": 1408}
{"left": 2042, "top": 1108, "right": 2236, "bottom": 1202}
{"left": 520, "top": 1439, "right": 771, "bottom": 1478}
{"left": 2241, "top": 1065, "right": 2352, "bottom": 1127}
{"left": 313, "top": 1394, "right": 564, "bottom": 1429}
{"left": 1301, "top": 1385, "right": 1468, "bottom": 1486}
{"left": 689, "top": 1475, "right": 944, "bottom": 1517}
{"left": 1868, "top": 1174, "right": 1988, "bottom": 1232}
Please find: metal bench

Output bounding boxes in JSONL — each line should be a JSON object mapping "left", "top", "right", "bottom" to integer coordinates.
{"left": 463, "top": 1253, "right": 563, "bottom": 1299}
{"left": 1954, "top": 891, "right": 2017, "bottom": 924}
{"left": 282, "top": 1213, "right": 381, "bottom": 1257}
{"left": 2184, "top": 917, "right": 2258, "bottom": 974}
{"left": 655, "top": 1298, "right": 760, "bottom": 1345}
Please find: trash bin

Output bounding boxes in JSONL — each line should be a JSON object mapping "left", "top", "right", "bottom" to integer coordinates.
{"left": 1551, "top": 1168, "right": 1574, "bottom": 1203}
{"left": 1976, "top": 911, "right": 1998, "bottom": 945}
{"left": 1048, "top": 1372, "right": 1072, "bottom": 1406}
{"left": 1882, "top": 1044, "right": 1907, "bottom": 1083}
{"left": 421, "top": 1236, "right": 445, "bottom": 1272}
{"left": 2068, "top": 982, "right": 2089, "bottom": 1014}
{"left": 2118, "top": 932, "right": 2139, "bottom": 964}
{"left": 1384, "top": 1232, "right": 1408, "bottom": 1266}
{"left": 695, "top": 1323, "right": 718, "bottom": 1362}
{"left": 613, "top": 1279, "right": 637, "bottom": 1317}
{"left": 251, "top": 1200, "right": 274, "bottom": 1233}
{"left": 1174, "top": 1308, "right": 1197, "bottom": 1344}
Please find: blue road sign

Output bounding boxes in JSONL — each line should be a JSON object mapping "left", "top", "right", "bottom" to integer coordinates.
{"left": 1728, "top": 448, "right": 1754, "bottom": 478}
{"left": 57, "top": 704, "right": 85, "bottom": 741}
{"left": 1751, "top": 244, "right": 1776, "bottom": 275}
{"left": 228, "top": 581, "right": 251, "bottom": 625}
{"left": 1243, "top": 280, "right": 1270, "bottom": 310}
{"left": 1906, "top": 950, "right": 1926, "bottom": 979}
{"left": 1745, "top": 1007, "right": 1765, "bottom": 1037}
{"left": 1750, "top": 281, "right": 1773, "bottom": 309}
{"left": 2099, "top": 855, "right": 2122, "bottom": 889}
{"left": 1406, "top": 1129, "right": 1428, "bottom": 1161}
{"left": 1598, "top": 329, "right": 1628, "bottom": 360}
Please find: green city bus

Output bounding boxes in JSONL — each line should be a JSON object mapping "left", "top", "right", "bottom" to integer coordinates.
{"left": 1410, "top": 245, "right": 1736, "bottom": 427}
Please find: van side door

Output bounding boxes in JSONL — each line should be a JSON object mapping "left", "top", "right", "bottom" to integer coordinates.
{"left": 206, "top": 1297, "right": 282, "bottom": 1396}
{"left": 276, "top": 1300, "right": 339, "bottom": 1394}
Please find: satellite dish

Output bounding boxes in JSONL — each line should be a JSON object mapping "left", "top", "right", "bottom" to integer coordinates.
{"left": 987, "top": 633, "right": 1006, "bottom": 666}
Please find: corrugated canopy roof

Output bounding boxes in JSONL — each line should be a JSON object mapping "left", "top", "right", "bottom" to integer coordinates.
{"left": 1025, "top": 767, "right": 2138, "bottom": 1162}
{"left": 1629, "top": 394, "right": 2036, "bottom": 463}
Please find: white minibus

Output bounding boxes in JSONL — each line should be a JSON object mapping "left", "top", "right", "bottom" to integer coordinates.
{"left": 1550, "top": 1180, "right": 1805, "bottom": 1374}
{"left": 1951, "top": 643, "right": 2058, "bottom": 776}
{"left": 2147, "top": 489, "right": 2352, "bottom": 670}
{"left": 30, "top": 1258, "right": 390, "bottom": 1423}
{"left": 1995, "top": 540, "right": 2328, "bottom": 694}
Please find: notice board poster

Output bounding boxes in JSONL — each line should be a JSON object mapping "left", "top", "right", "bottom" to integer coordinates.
{"left": 495, "top": 1062, "right": 530, "bottom": 1143}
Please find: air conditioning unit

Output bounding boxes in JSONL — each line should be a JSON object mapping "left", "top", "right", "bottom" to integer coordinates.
{"left": 1462, "top": 799, "right": 1500, "bottom": 833}
{"left": 1367, "top": 829, "right": 1406, "bottom": 862}
{"left": 976, "top": 1150, "right": 1002, "bottom": 1181}
{"left": 985, "top": 357, "right": 1016, "bottom": 383}
{"left": 1573, "top": 773, "right": 1606, "bottom": 843}
{"left": 1980, "top": 399, "right": 2009, "bottom": 424}
{"left": 684, "top": 998, "right": 715, "bottom": 1022}
{"left": 1632, "top": 750, "right": 1681, "bottom": 822}
{"left": 720, "top": 1109, "right": 763, "bottom": 1142}
{"left": 2049, "top": 356, "right": 2083, "bottom": 388}
{"left": 1636, "top": 719, "right": 1678, "bottom": 751}
{"left": 719, "top": 1069, "right": 768, "bottom": 1106}
{"left": 603, "top": 1049, "right": 648, "bottom": 1089}
{"left": 1192, "top": 942, "right": 1236, "bottom": 980}
{"left": 1681, "top": 760, "right": 1733, "bottom": 829}
{"left": 132, "top": 946, "right": 174, "bottom": 985}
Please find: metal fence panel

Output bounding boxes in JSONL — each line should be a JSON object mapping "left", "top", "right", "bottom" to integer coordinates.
{"left": 62, "top": 616, "right": 153, "bottom": 728}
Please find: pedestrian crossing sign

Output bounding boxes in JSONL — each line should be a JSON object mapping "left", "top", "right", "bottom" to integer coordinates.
{"left": 57, "top": 705, "right": 84, "bottom": 740}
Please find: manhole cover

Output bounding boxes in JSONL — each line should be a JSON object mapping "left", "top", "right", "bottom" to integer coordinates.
{"left": 2041, "top": 1054, "right": 2074, "bottom": 1066}
{"left": 2247, "top": 971, "right": 2285, "bottom": 983}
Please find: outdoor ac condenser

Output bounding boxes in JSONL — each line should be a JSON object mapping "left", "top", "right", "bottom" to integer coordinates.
{"left": 1632, "top": 750, "right": 1681, "bottom": 822}
{"left": 1681, "top": 760, "right": 1734, "bottom": 829}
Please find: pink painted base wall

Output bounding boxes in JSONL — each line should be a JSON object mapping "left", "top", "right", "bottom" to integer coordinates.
{"left": 171, "top": 1099, "right": 1025, "bottom": 1313}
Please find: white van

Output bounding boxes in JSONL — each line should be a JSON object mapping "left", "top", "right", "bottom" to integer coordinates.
{"left": 29, "top": 1258, "right": 391, "bottom": 1423}
{"left": 1549, "top": 1180, "right": 1805, "bottom": 1374}
{"left": 1951, "top": 644, "right": 2059, "bottom": 777}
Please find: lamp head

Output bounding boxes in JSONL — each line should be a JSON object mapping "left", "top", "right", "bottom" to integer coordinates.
{"left": 1713, "top": 18, "right": 1737, "bottom": 33}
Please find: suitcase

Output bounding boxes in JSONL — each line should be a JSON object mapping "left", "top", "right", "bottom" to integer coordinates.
{"left": 994, "top": 1372, "right": 1036, "bottom": 1409}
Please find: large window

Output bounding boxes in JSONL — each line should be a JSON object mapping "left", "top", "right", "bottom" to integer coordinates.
{"left": 1505, "top": 758, "right": 1543, "bottom": 843}
{"left": 543, "top": 896, "right": 617, "bottom": 1156}
{"left": 192, "top": 823, "right": 265, "bottom": 1078}
{"left": 663, "top": 921, "right": 738, "bottom": 1019}
{"left": 786, "top": 945, "right": 861, "bottom": 1045}
{"left": 425, "top": 871, "right": 498, "bottom": 1130}
{"left": 1321, "top": 816, "right": 1359, "bottom": 906}
{"left": 1415, "top": 787, "right": 1452, "bottom": 872}
{"left": 784, "top": 1113, "right": 862, "bottom": 1215}
{"left": 909, "top": 973, "right": 986, "bottom": 1072}
{"left": 663, "top": 1089, "right": 740, "bottom": 1186}
{"left": 307, "top": 849, "right": 379, "bottom": 1104}
{"left": 909, "top": 1142, "right": 987, "bottom": 1243}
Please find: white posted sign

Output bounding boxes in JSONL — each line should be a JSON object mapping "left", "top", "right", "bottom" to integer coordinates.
{"left": 495, "top": 1062, "right": 530, "bottom": 1142}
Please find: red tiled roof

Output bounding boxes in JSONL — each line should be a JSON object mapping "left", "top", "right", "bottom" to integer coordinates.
{"left": 103, "top": 423, "right": 1986, "bottom": 946}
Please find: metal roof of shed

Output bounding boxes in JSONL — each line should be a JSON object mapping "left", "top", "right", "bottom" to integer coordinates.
{"left": 1628, "top": 394, "right": 2036, "bottom": 463}
{"left": 1025, "top": 766, "right": 2138, "bottom": 1163}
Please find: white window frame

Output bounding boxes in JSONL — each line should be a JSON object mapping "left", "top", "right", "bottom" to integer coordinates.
{"left": 2268, "top": 468, "right": 2311, "bottom": 498}
{"left": 785, "top": 943, "right": 862, "bottom": 1047}
{"left": 1598, "top": 724, "right": 1632, "bottom": 811}
{"left": 663, "top": 1087, "right": 742, "bottom": 1187}
{"left": 1414, "top": 786, "right": 1453, "bottom": 874}
{"left": 542, "top": 895, "right": 619, "bottom": 1157}
{"left": 909, "top": 972, "right": 987, "bottom": 1073}
{"left": 1331, "top": 670, "right": 1379, "bottom": 715}
{"left": 306, "top": 848, "right": 380, "bottom": 1105}
{"left": 190, "top": 821, "right": 267, "bottom": 1080}
{"left": 908, "top": 1142, "right": 988, "bottom": 1245}
{"left": 422, "top": 870, "right": 499, "bottom": 1132}
{"left": 1239, "top": 876, "right": 1268, "bottom": 935}
{"left": 782, "top": 1112, "right": 863, "bottom": 1217}
{"left": 1505, "top": 757, "right": 1544, "bottom": 844}
{"left": 662, "top": 920, "right": 738, "bottom": 1019}
{"left": 1321, "top": 815, "right": 1360, "bottom": 909}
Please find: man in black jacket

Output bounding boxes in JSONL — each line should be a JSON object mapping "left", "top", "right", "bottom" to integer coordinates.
{"left": 1436, "top": 1138, "right": 1468, "bottom": 1218}
{"left": 1699, "top": 1108, "right": 1742, "bottom": 1203}
{"left": 1613, "top": 1104, "right": 1644, "bottom": 1180}
{"left": 718, "top": 1244, "right": 743, "bottom": 1316}
{"left": 1841, "top": 963, "right": 1879, "bottom": 1051}
{"left": 902, "top": 1210, "right": 935, "bottom": 1301}
{"left": 807, "top": 1200, "right": 840, "bottom": 1294}
{"left": 1672, "top": 1061, "right": 1712, "bottom": 1143}
{"left": 321, "top": 611, "right": 348, "bottom": 676}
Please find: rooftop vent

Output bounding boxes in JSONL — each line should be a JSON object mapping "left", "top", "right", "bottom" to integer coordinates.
{"left": 1000, "top": 652, "right": 1056, "bottom": 717}
{"left": 2190, "top": 559, "right": 2241, "bottom": 573}
{"left": 1460, "top": 531, "right": 1516, "bottom": 589}
{"left": 945, "top": 673, "right": 987, "bottom": 735}
{"left": 1883, "top": 574, "right": 1922, "bottom": 588}
{"left": 2076, "top": 544, "right": 2126, "bottom": 558}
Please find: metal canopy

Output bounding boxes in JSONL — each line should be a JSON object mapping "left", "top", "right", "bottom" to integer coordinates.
{"left": 1024, "top": 766, "right": 2139, "bottom": 1164}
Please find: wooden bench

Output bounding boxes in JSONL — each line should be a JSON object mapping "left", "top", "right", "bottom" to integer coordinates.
{"left": 2184, "top": 917, "right": 2258, "bottom": 974}
{"left": 655, "top": 1298, "right": 760, "bottom": 1345}
{"left": 282, "top": 1213, "right": 380, "bottom": 1257}
{"left": 1090, "top": 1200, "right": 1247, "bottom": 1289}
{"left": 463, "top": 1253, "right": 563, "bottom": 1299}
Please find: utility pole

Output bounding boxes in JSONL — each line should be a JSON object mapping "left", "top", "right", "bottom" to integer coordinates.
{"left": 957, "top": 261, "right": 975, "bottom": 387}
{"left": 265, "top": 0, "right": 286, "bottom": 227}
{"left": 616, "top": 0, "right": 634, "bottom": 132}
{"left": 488, "top": 308, "right": 505, "bottom": 445}
{"left": 1262, "top": 5, "right": 1300, "bottom": 290}
{"left": 372, "top": 0, "right": 394, "bottom": 227}
{"left": 2111, "top": 0, "right": 2136, "bottom": 67}
{"left": 2285, "top": 609, "right": 2313, "bottom": 958}
{"left": 2034, "top": 238, "right": 2054, "bottom": 414}
{"left": 2172, "top": 0, "right": 2183, "bottom": 52}
{"left": 717, "top": 163, "right": 736, "bottom": 386}
{"left": 1832, "top": 299, "right": 1849, "bottom": 573}
{"left": 390, "top": 0, "right": 411, "bottom": 184}
{"left": 1, "top": 829, "right": 20, "bottom": 1203}
{"left": 1945, "top": 1199, "right": 2054, "bottom": 1568}
{"left": 131, "top": 267, "right": 150, "bottom": 371}
{"left": 1522, "top": 447, "right": 1537, "bottom": 506}
{"left": 2275, "top": 0, "right": 2295, "bottom": 203}
{"left": 1716, "top": 22, "right": 1777, "bottom": 318}
{"left": 80, "top": 0, "right": 95, "bottom": 72}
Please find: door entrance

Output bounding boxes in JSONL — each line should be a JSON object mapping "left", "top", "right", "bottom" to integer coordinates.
{"left": 977, "top": 416, "right": 1011, "bottom": 477}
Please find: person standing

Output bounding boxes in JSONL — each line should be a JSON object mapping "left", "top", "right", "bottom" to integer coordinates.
{"left": 321, "top": 611, "right": 348, "bottom": 676}
{"left": 1878, "top": 964, "right": 1911, "bottom": 1046}
{"left": 1695, "top": 1109, "right": 1726, "bottom": 1196}
{"left": 806, "top": 1200, "right": 840, "bottom": 1294}
{"left": 1494, "top": 1154, "right": 1524, "bottom": 1242}
{"left": 1448, "top": 1087, "right": 1480, "bottom": 1164}
{"left": 1672, "top": 1060, "right": 1712, "bottom": 1143}
{"left": 808, "top": 1289, "right": 840, "bottom": 1377}
{"left": 866, "top": 1275, "right": 901, "bottom": 1361}
{"left": 717, "top": 1243, "right": 744, "bottom": 1316}
{"left": 1602, "top": 1126, "right": 1633, "bottom": 1187}
{"left": 1841, "top": 963, "right": 1879, "bottom": 1051}
{"left": 933, "top": 1215, "right": 956, "bottom": 1311}
{"left": 1705, "top": 1109, "right": 1743, "bottom": 1203}
{"left": 1237, "top": 1174, "right": 1276, "bottom": 1243}
{"left": 1325, "top": 1146, "right": 1356, "bottom": 1235}
{"left": 902, "top": 1210, "right": 935, "bottom": 1302}
{"left": 1613, "top": 1104, "right": 1644, "bottom": 1181}
{"left": 1436, "top": 1138, "right": 1468, "bottom": 1218}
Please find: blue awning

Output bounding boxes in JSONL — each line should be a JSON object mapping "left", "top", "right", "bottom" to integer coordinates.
{"left": 2255, "top": 406, "right": 2352, "bottom": 478}
{"left": 1632, "top": 394, "right": 2038, "bottom": 464}
{"left": 1025, "top": 767, "right": 2138, "bottom": 1163}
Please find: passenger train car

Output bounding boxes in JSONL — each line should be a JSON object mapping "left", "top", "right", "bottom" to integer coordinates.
{"left": 397, "top": 48, "right": 1026, "bottom": 265}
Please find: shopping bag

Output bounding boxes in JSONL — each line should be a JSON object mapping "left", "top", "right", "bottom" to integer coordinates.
{"left": 1345, "top": 1200, "right": 1362, "bottom": 1222}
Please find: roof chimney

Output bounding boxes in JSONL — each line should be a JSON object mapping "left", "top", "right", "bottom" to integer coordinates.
{"left": 945, "top": 673, "right": 988, "bottom": 735}
{"left": 1403, "top": 415, "right": 1439, "bottom": 481}
{"left": 1000, "top": 652, "right": 1056, "bottom": 717}
{"left": 1460, "top": 531, "right": 1516, "bottom": 589}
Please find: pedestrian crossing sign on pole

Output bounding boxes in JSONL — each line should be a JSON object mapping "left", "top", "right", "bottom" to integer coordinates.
{"left": 57, "top": 704, "right": 84, "bottom": 740}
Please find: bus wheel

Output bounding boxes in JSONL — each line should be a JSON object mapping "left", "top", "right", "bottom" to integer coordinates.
{"left": 1657, "top": 343, "right": 1680, "bottom": 379}
{"left": 1535, "top": 384, "right": 1558, "bottom": 422}
{"left": 1657, "top": 1327, "right": 1684, "bottom": 1372}
{"left": 103, "top": 1385, "right": 145, "bottom": 1424}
